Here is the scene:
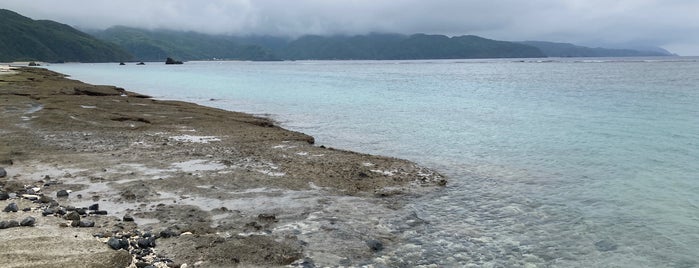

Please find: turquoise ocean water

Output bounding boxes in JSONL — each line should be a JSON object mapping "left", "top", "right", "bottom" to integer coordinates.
{"left": 48, "top": 58, "right": 699, "bottom": 267}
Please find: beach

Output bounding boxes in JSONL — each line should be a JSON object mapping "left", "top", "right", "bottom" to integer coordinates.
{"left": 0, "top": 67, "right": 446, "bottom": 267}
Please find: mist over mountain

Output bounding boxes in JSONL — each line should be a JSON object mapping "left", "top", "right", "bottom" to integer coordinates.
{"left": 0, "top": 8, "right": 679, "bottom": 63}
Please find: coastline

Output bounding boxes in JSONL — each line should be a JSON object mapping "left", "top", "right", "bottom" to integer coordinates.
{"left": 0, "top": 67, "right": 446, "bottom": 267}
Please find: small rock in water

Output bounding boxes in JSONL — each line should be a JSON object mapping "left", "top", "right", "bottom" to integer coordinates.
{"left": 56, "top": 190, "right": 69, "bottom": 198}
{"left": 594, "top": 240, "right": 618, "bottom": 252}
{"left": 20, "top": 216, "right": 36, "bottom": 227}
{"left": 123, "top": 214, "right": 135, "bottom": 222}
{"left": 0, "top": 167, "right": 6, "bottom": 178}
{"left": 3, "top": 203, "right": 19, "bottom": 212}
{"left": 0, "top": 191, "right": 9, "bottom": 200}
{"left": 366, "top": 239, "right": 384, "bottom": 252}
{"left": 64, "top": 211, "right": 81, "bottom": 221}
{"left": 88, "top": 203, "right": 99, "bottom": 211}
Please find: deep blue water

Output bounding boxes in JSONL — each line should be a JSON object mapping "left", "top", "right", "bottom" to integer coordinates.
{"left": 49, "top": 58, "right": 699, "bottom": 267}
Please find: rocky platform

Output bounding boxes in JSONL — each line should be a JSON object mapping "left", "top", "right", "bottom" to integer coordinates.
{"left": 0, "top": 67, "right": 446, "bottom": 267}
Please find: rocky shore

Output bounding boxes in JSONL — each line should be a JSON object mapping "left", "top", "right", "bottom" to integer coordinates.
{"left": 0, "top": 67, "right": 446, "bottom": 267}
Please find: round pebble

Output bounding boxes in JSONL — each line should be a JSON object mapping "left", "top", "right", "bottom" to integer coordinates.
{"left": 20, "top": 216, "right": 36, "bottom": 227}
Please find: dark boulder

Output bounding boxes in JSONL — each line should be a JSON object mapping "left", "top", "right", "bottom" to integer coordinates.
{"left": 107, "top": 237, "right": 129, "bottom": 250}
{"left": 119, "top": 62, "right": 126, "bottom": 65}
{"left": 3, "top": 202, "right": 19, "bottom": 212}
{"left": 20, "top": 216, "right": 36, "bottom": 227}
{"left": 137, "top": 62, "right": 145, "bottom": 65}
{"left": 56, "top": 189, "right": 69, "bottom": 198}
{"left": 123, "top": 214, "right": 135, "bottom": 222}
{"left": 165, "top": 57, "right": 183, "bottom": 65}
{"left": 64, "top": 211, "right": 81, "bottom": 221}
{"left": 78, "top": 220, "right": 95, "bottom": 228}
{"left": 137, "top": 236, "right": 156, "bottom": 248}
{"left": 0, "top": 191, "right": 9, "bottom": 200}
{"left": 6, "top": 220, "right": 19, "bottom": 228}
{"left": 88, "top": 204, "right": 99, "bottom": 211}
{"left": 0, "top": 167, "right": 6, "bottom": 178}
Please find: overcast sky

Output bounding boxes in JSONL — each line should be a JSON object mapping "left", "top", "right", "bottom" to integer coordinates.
{"left": 3, "top": 0, "right": 699, "bottom": 55}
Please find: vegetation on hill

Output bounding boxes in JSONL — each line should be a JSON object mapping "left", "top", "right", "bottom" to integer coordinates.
{"left": 519, "top": 41, "right": 673, "bottom": 57}
{"left": 0, "top": 9, "right": 132, "bottom": 63}
{"left": 94, "top": 29, "right": 547, "bottom": 60}
{"left": 90, "top": 26, "right": 279, "bottom": 61}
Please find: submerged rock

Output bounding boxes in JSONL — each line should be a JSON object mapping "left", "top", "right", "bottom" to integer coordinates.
{"left": 0, "top": 167, "right": 6, "bottom": 178}
{"left": 594, "top": 240, "right": 618, "bottom": 252}
{"left": 366, "top": 239, "right": 384, "bottom": 252}
{"left": 123, "top": 214, "right": 135, "bottom": 222}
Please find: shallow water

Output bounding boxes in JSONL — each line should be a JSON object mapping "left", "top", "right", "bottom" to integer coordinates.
{"left": 49, "top": 58, "right": 699, "bottom": 267}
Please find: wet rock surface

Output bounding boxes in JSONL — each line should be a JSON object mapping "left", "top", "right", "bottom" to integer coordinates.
{"left": 0, "top": 67, "right": 447, "bottom": 267}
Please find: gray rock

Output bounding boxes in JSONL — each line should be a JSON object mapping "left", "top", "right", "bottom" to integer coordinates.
{"left": 0, "top": 191, "right": 9, "bottom": 200}
{"left": 88, "top": 203, "right": 99, "bottom": 211}
{"left": 64, "top": 211, "right": 81, "bottom": 221}
{"left": 78, "top": 220, "right": 95, "bottom": 228}
{"left": 6, "top": 220, "right": 19, "bottom": 228}
{"left": 123, "top": 214, "right": 134, "bottom": 222}
{"left": 366, "top": 239, "right": 384, "bottom": 252}
{"left": 0, "top": 221, "right": 7, "bottom": 229}
{"left": 137, "top": 236, "right": 156, "bottom": 248}
{"left": 20, "top": 216, "right": 36, "bottom": 227}
{"left": 3, "top": 203, "right": 19, "bottom": 212}
{"left": 0, "top": 167, "right": 6, "bottom": 178}
{"left": 56, "top": 190, "right": 69, "bottom": 198}
{"left": 159, "top": 228, "right": 180, "bottom": 238}
{"left": 107, "top": 237, "right": 129, "bottom": 250}
{"left": 38, "top": 195, "right": 54, "bottom": 203}
{"left": 89, "top": 210, "right": 108, "bottom": 215}
{"left": 258, "top": 213, "right": 277, "bottom": 222}
{"left": 42, "top": 208, "right": 56, "bottom": 216}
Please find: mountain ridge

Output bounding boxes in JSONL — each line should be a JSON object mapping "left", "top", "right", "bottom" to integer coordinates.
{"left": 0, "top": 9, "right": 132, "bottom": 63}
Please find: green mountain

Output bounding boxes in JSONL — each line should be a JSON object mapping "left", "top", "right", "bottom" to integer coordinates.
{"left": 0, "top": 9, "right": 132, "bottom": 63}
{"left": 248, "top": 33, "right": 547, "bottom": 60}
{"left": 90, "top": 26, "right": 279, "bottom": 61}
{"left": 519, "top": 41, "right": 673, "bottom": 57}
{"left": 94, "top": 29, "right": 546, "bottom": 60}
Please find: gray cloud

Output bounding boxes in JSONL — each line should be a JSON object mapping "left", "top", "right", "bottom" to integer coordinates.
{"left": 3, "top": 0, "right": 698, "bottom": 55}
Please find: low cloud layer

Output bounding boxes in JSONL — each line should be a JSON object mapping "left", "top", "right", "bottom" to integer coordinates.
{"left": 3, "top": 0, "right": 699, "bottom": 55}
